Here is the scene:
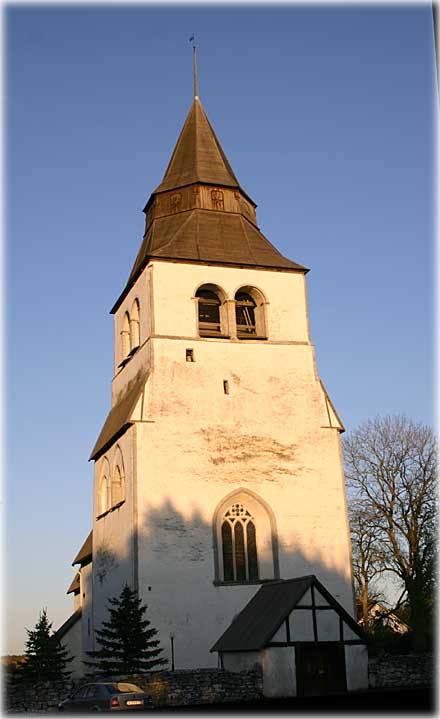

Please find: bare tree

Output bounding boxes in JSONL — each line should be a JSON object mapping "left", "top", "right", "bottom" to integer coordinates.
{"left": 344, "top": 415, "right": 436, "bottom": 651}
{"left": 349, "top": 502, "right": 384, "bottom": 630}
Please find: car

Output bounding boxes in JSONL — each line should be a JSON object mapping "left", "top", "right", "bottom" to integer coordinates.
{"left": 58, "top": 682, "right": 153, "bottom": 712}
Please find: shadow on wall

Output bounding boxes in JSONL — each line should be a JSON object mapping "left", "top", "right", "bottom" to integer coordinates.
{"left": 87, "top": 495, "right": 355, "bottom": 668}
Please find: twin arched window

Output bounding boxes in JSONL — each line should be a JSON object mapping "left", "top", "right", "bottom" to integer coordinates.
{"left": 195, "top": 285, "right": 265, "bottom": 338}
{"left": 97, "top": 449, "right": 125, "bottom": 518}
{"left": 120, "top": 299, "right": 140, "bottom": 363}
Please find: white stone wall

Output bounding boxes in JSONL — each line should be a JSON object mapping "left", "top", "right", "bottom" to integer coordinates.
{"left": 61, "top": 618, "right": 86, "bottom": 679}
{"left": 91, "top": 432, "right": 135, "bottom": 643}
{"left": 93, "top": 259, "right": 354, "bottom": 668}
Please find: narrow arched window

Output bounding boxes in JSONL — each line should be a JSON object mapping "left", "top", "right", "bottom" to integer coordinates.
{"left": 112, "top": 465, "right": 123, "bottom": 505}
{"left": 221, "top": 503, "right": 259, "bottom": 582}
{"left": 196, "top": 288, "right": 222, "bottom": 336}
{"left": 130, "top": 299, "right": 140, "bottom": 350}
{"left": 121, "top": 312, "right": 131, "bottom": 358}
{"left": 98, "top": 474, "right": 109, "bottom": 515}
{"left": 235, "top": 292, "right": 257, "bottom": 337}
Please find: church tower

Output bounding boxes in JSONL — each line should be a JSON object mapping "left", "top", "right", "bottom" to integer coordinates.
{"left": 86, "top": 62, "right": 355, "bottom": 672}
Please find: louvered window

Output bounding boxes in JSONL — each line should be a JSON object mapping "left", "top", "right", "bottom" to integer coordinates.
{"left": 196, "top": 289, "right": 222, "bottom": 335}
{"left": 235, "top": 292, "right": 257, "bottom": 336}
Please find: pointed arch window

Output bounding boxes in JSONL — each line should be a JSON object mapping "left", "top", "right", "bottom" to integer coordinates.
{"left": 130, "top": 299, "right": 140, "bottom": 350}
{"left": 112, "top": 464, "right": 125, "bottom": 506}
{"left": 121, "top": 312, "right": 131, "bottom": 359}
{"left": 221, "top": 503, "right": 259, "bottom": 582}
{"left": 98, "top": 473, "right": 110, "bottom": 516}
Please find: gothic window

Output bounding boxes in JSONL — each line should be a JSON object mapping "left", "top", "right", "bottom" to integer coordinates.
{"left": 130, "top": 299, "right": 140, "bottom": 350}
{"left": 196, "top": 286, "right": 226, "bottom": 336}
{"left": 213, "top": 489, "right": 279, "bottom": 584}
{"left": 97, "top": 458, "right": 111, "bottom": 517}
{"left": 234, "top": 287, "right": 267, "bottom": 339}
{"left": 111, "top": 446, "right": 125, "bottom": 507}
{"left": 112, "top": 465, "right": 124, "bottom": 505}
{"left": 221, "top": 503, "right": 259, "bottom": 582}
{"left": 98, "top": 473, "right": 110, "bottom": 515}
{"left": 121, "top": 312, "right": 131, "bottom": 358}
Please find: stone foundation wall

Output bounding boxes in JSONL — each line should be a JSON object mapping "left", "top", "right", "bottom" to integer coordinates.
{"left": 369, "top": 654, "right": 434, "bottom": 689}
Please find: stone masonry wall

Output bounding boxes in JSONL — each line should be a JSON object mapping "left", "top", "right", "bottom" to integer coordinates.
{"left": 368, "top": 654, "right": 434, "bottom": 689}
{"left": 132, "top": 668, "right": 263, "bottom": 706}
{"left": 4, "top": 669, "right": 263, "bottom": 713}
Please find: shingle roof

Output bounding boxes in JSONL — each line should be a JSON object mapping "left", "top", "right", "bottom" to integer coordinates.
{"left": 211, "top": 575, "right": 365, "bottom": 653}
{"left": 111, "top": 97, "right": 307, "bottom": 314}
{"left": 89, "top": 370, "right": 148, "bottom": 461}
{"left": 152, "top": 98, "right": 243, "bottom": 197}
{"left": 72, "top": 531, "right": 92, "bottom": 567}
{"left": 122, "top": 209, "right": 305, "bottom": 294}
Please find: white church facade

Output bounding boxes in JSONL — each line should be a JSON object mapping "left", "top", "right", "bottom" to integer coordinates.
{"left": 57, "top": 75, "right": 368, "bottom": 697}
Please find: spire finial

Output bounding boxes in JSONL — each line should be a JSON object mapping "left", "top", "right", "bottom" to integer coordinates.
{"left": 189, "top": 34, "right": 199, "bottom": 99}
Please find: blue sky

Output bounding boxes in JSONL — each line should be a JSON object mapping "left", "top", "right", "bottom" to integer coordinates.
{"left": 5, "top": 4, "right": 435, "bottom": 654}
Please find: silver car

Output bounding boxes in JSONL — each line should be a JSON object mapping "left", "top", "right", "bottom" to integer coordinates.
{"left": 58, "top": 682, "right": 153, "bottom": 711}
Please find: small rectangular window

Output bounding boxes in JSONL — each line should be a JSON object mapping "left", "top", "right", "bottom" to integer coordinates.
{"left": 223, "top": 380, "right": 230, "bottom": 395}
{"left": 186, "top": 349, "right": 194, "bottom": 362}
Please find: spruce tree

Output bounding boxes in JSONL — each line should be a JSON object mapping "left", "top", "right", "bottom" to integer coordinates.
{"left": 87, "top": 584, "right": 167, "bottom": 677}
{"left": 20, "top": 609, "right": 72, "bottom": 684}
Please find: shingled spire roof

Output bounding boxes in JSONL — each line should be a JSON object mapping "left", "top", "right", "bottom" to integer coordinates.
{"left": 111, "top": 88, "right": 307, "bottom": 313}
{"left": 152, "top": 98, "right": 243, "bottom": 198}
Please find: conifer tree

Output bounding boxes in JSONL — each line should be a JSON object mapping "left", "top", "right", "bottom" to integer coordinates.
{"left": 86, "top": 584, "right": 167, "bottom": 676}
{"left": 20, "top": 609, "right": 72, "bottom": 684}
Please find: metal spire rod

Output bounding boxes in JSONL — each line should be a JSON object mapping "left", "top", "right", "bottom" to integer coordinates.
{"left": 190, "top": 34, "right": 199, "bottom": 99}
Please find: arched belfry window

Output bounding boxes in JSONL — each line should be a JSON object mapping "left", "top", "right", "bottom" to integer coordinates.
{"left": 235, "top": 293, "right": 256, "bottom": 336}
{"left": 195, "top": 285, "right": 227, "bottom": 337}
{"left": 234, "top": 286, "right": 267, "bottom": 339}
{"left": 222, "top": 503, "right": 259, "bottom": 582}
{"left": 213, "top": 489, "right": 279, "bottom": 584}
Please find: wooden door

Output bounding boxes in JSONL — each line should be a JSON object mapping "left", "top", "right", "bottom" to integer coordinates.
{"left": 296, "top": 643, "right": 347, "bottom": 697}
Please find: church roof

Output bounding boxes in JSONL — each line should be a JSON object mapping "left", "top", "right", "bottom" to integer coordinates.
{"left": 211, "top": 575, "right": 364, "bottom": 653}
{"left": 152, "top": 98, "right": 244, "bottom": 198}
{"left": 111, "top": 94, "right": 307, "bottom": 314}
{"left": 89, "top": 370, "right": 148, "bottom": 461}
{"left": 72, "top": 531, "right": 92, "bottom": 567}
{"left": 122, "top": 210, "right": 305, "bottom": 297}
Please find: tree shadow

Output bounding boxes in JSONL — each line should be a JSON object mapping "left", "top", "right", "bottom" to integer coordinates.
{"left": 85, "top": 495, "right": 356, "bottom": 672}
